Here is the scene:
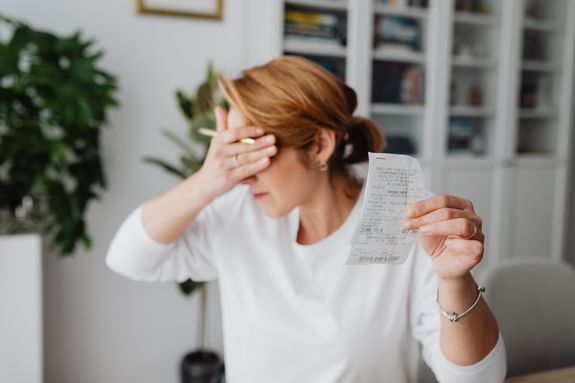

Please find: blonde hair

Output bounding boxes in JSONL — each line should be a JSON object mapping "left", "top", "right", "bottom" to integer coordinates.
{"left": 219, "top": 56, "right": 385, "bottom": 177}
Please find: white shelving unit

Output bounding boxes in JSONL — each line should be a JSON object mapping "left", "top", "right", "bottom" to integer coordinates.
{"left": 0, "top": 235, "right": 43, "bottom": 383}
{"left": 245, "top": 0, "right": 575, "bottom": 265}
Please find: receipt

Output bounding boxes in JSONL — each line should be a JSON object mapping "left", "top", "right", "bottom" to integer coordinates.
{"left": 347, "top": 153, "right": 425, "bottom": 265}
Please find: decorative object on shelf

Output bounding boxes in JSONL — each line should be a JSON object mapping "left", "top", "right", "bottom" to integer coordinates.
{"left": 379, "top": 0, "right": 428, "bottom": 8}
{"left": 467, "top": 84, "right": 483, "bottom": 106}
{"left": 375, "top": 15, "right": 421, "bottom": 52}
{"left": 520, "top": 78, "right": 538, "bottom": 108}
{"left": 448, "top": 118, "right": 484, "bottom": 155}
{"left": 455, "top": 0, "right": 489, "bottom": 14}
{"left": 135, "top": 0, "right": 223, "bottom": 20}
{"left": 0, "top": 14, "right": 119, "bottom": 255}
{"left": 144, "top": 64, "right": 225, "bottom": 381}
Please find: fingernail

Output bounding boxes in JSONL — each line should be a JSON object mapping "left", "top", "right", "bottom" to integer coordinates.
{"left": 265, "top": 135, "right": 275, "bottom": 144}
{"left": 256, "top": 128, "right": 264, "bottom": 135}
{"left": 266, "top": 146, "right": 276, "bottom": 155}
{"left": 405, "top": 209, "right": 414, "bottom": 218}
{"left": 402, "top": 221, "right": 413, "bottom": 230}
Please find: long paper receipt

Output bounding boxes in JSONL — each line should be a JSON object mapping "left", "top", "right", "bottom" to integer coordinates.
{"left": 347, "top": 153, "right": 425, "bottom": 265}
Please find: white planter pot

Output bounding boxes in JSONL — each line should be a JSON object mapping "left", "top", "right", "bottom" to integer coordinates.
{"left": 0, "top": 234, "right": 43, "bottom": 383}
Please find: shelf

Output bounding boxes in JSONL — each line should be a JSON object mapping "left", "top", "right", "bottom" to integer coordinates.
{"left": 283, "top": 37, "right": 346, "bottom": 57}
{"left": 371, "top": 103, "right": 424, "bottom": 115}
{"left": 519, "top": 109, "right": 556, "bottom": 119}
{"left": 285, "top": 0, "right": 348, "bottom": 11}
{"left": 450, "top": 106, "right": 494, "bottom": 117}
{"left": 521, "top": 60, "right": 560, "bottom": 72}
{"left": 514, "top": 154, "right": 559, "bottom": 167}
{"left": 452, "top": 55, "right": 496, "bottom": 68}
{"left": 523, "top": 18, "right": 562, "bottom": 32}
{"left": 373, "top": 48, "right": 426, "bottom": 64}
{"left": 374, "top": 4, "right": 428, "bottom": 19}
{"left": 453, "top": 11, "right": 497, "bottom": 26}
{"left": 443, "top": 156, "right": 498, "bottom": 168}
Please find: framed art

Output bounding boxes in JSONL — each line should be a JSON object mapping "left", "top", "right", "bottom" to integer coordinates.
{"left": 135, "top": 0, "right": 223, "bottom": 20}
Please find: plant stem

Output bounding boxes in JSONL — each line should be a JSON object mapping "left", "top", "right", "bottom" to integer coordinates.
{"left": 198, "top": 284, "right": 207, "bottom": 351}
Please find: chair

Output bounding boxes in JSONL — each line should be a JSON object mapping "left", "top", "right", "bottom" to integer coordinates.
{"left": 480, "top": 257, "right": 575, "bottom": 377}
{"left": 416, "top": 257, "right": 575, "bottom": 381}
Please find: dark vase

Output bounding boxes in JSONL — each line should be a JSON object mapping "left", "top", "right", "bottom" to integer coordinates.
{"left": 180, "top": 350, "right": 224, "bottom": 383}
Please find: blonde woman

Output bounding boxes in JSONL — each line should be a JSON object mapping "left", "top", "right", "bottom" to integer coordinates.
{"left": 107, "top": 56, "right": 506, "bottom": 382}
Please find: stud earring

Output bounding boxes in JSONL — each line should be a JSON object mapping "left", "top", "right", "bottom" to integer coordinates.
{"left": 316, "top": 160, "right": 328, "bottom": 172}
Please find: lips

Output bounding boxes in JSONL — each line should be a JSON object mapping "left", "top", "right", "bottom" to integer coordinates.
{"left": 252, "top": 192, "right": 268, "bottom": 200}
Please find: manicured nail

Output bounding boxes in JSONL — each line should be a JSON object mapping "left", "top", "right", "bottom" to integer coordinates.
{"left": 256, "top": 128, "right": 264, "bottom": 135}
{"left": 265, "top": 135, "right": 275, "bottom": 144}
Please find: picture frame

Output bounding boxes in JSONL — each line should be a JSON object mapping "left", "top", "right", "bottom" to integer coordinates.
{"left": 135, "top": 0, "right": 223, "bottom": 20}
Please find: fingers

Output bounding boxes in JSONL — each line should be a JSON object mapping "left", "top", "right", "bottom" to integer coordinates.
{"left": 220, "top": 133, "right": 276, "bottom": 157}
{"left": 418, "top": 218, "right": 484, "bottom": 242}
{"left": 230, "top": 157, "right": 271, "bottom": 180}
{"left": 403, "top": 207, "right": 482, "bottom": 231}
{"left": 214, "top": 126, "right": 265, "bottom": 145}
{"left": 405, "top": 194, "right": 473, "bottom": 219}
{"left": 232, "top": 145, "right": 277, "bottom": 168}
{"left": 214, "top": 106, "right": 228, "bottom": 133}
{"left": 444, "top": 238, "right": 484, "bottom": 258}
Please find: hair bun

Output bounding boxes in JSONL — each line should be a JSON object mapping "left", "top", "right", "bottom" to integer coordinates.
{"left": 344, "top": 116, "right": 386, "bottom": 164}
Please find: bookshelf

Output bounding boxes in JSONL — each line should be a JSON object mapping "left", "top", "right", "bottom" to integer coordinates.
{"left": 282, "top": 0, "right": 349, "bottom": 80}
{"left": 246, "top": 0, "right": 575, "bottom": 264}
{"left": 370, "top": 0, "right": 429, "bottom": 158}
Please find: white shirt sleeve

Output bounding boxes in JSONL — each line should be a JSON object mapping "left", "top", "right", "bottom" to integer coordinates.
{"left": 410, "top": 243, "right": 507, "bottom": 383}
{"left": 105, "top": 204, "right": 218, "bottom": 283}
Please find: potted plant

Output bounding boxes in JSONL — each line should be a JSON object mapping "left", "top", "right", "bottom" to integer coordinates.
{"left": 144, "top": 64, "right": 226, "bottom": 383}
{"left": 0, "top": 14, "right": 119, "bottom": 255}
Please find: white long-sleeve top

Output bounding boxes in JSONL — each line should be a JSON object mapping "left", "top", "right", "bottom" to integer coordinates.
{"left": 106, "top": 185, "right": 506, "bottom": 383}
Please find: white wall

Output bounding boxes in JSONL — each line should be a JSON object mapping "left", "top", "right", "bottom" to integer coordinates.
{"left": 568, "top": 88, "right": 575, "bottom": 267}
{"left": 1, "top": 0, "right": 250, "bottom": 382}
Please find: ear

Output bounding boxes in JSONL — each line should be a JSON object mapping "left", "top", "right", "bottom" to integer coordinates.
{"left": 314, "top": 129, "right": 336, "bottom": 164}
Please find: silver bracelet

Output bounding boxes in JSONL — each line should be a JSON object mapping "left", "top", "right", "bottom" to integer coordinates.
{"left": 437, "top": 286, "right": 485, "bottom": 322}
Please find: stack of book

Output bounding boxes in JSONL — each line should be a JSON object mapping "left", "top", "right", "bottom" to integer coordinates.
{"left": 284, "top": 11, "right": 342, "bottom": 44}
{"left": 372, "top": 62, "right": 424, "bottom": 104}
{"left": 378, "top": 0, "right": 429, "bottom": 8}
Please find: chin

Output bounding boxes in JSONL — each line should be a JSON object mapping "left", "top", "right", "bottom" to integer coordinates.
{"left": 261, "top": 203, "right": 292, "bottom": 218}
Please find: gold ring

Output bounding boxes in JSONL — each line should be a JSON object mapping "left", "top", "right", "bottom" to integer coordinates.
{"left": 466, "top": 225, "right": 478, "bottom": 240}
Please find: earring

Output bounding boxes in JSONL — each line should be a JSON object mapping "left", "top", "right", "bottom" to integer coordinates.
{"left": 316, "top": 160, "right": 328, "bottom": 172}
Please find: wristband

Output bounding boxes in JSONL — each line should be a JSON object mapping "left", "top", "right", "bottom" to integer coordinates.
{"left": 438, "top": 285, "right": 485, "bottom": 322}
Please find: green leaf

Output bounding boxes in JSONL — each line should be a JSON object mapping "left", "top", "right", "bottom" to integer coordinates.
{"left": 161, "top": 129, "right": 196, "bottom": 156}
{"left": 176, "top": 90, "right": 193, "bottom": 120}
{"left": 0, "top": 14, "right": 118, "bottom": 256}
{"left": 143, "top": 157, "right": 189, "bottom": 179}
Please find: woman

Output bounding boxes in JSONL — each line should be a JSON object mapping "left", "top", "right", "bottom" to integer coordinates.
{"left": 107, "top": 56, "right": 506, "bottom": 382}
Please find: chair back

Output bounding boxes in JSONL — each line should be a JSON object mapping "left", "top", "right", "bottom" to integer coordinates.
{"left": 480, "top": 257, "right": 575, "bottom": 377}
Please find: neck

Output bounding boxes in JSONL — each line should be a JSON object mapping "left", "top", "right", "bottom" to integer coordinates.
{"left": 297, "top": 175, "right": 361, "bottom": 245}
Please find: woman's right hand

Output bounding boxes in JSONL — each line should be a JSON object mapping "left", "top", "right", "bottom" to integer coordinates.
{"left": 197, "top": 106, "right": 277, "bottom": 199}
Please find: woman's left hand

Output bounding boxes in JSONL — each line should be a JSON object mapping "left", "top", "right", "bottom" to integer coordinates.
{"left": 403, "top": 194, "right": 484, "bottom": 282}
